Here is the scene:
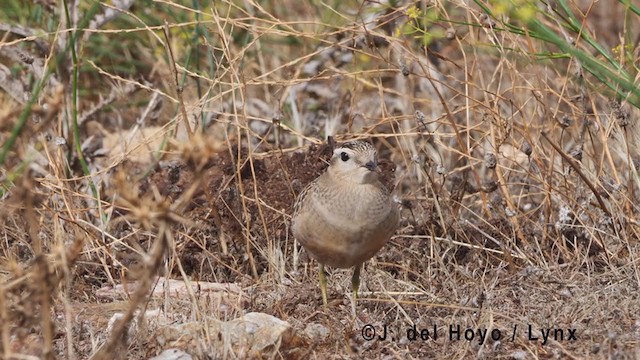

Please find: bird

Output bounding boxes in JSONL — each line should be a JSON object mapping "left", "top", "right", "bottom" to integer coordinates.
{"left": 291, "top": 140, "right": 399, "bottom": 306}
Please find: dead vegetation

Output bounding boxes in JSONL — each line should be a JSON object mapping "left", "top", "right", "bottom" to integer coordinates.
{"left": 1, "top": 0, "right": 640, "bottom": 359}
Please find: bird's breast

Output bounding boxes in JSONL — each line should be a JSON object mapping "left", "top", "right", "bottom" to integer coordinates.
{"left": 313, "top": 183, "right": 396, "bottom": 236}
{"left": 292, "top": 178, "right": 399, "bottom": 268}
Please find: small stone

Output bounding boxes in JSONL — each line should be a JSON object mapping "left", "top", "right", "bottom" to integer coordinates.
{"left": 54, "top": 137, "right": 67, "bottom": 146}
{"left": 304, "top": 322, "right": 330, "bottom": 342}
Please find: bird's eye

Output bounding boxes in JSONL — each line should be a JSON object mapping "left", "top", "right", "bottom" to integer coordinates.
{"left": 340, "top": 152, "right": 350, "bottom": 162}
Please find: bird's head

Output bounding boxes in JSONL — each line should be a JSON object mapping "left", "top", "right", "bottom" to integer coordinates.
{"left": 328, "top": 140, "right": 380, "bottom": 184}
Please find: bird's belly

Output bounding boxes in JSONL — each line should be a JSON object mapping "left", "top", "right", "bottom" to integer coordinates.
{"left": 295, "top": 214, "right": 393, "bottom": 269}
{"left": 292, "top": 182, "right": 398, "bottom": 269}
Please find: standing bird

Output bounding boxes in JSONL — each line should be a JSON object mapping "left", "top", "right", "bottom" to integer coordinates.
{"left": 292, "top": 140, "right": 399, "bottom": 305}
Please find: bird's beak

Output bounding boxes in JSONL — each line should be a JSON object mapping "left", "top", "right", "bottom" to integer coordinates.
{"left": 364, "top": 161, "right": 378, "bottom": 172}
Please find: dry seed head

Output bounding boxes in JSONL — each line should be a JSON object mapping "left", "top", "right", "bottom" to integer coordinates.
{"left": 481, "top": 180, "right": 498, "bottom": 193}
{"left": 445, "top": 27, "right": 456, "bottom": 39}
{"left": 113, "top": 170, "right": 172, "bottom": 230}
{"left": 569, "top": 144, "right": 583, "bottom": 162}
{"left": 415, "top": 110, "right": 428, "bottom": 132}
{"left": 521, "top": 141, "right": 532, "bottom": 156}
{"left": 609, "top": 99, "right": 630, "bottom": 127}
{"left": 19, "top": 52, "right": 34, "bottom": 65}
{"left": 401, "top": 64, "right": 410, "bottom": 76}
{"left": 558, "top": 115, "right": 572, "bottom": 128}
{"left": 485, "top": 152, "right": 497, "bottom": 169}
{"left": 272, "top": 111, "right": 283, "bottom": 124}
{"left": 172, "top": 133, "right": 218, "bottom": 169}
{"left": 480, "top": 13, "right": 496, "bottom": 28}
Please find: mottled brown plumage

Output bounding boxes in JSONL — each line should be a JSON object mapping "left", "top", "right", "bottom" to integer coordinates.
{"left": 292, "top": 140, "right": 399, "bottom": 305}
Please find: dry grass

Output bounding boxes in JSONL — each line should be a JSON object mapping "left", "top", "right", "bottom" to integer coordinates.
{"left": 1, "top": 0, "right": 640, "bottom": 358}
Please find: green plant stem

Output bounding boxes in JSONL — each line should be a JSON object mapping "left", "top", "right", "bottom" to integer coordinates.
{"left": 618, "top": 0, "right": 640, "bottom": 17}
{"left": 528, "top": 19, "right": 640, "bottom": 107}
{"left": 62, "top": 1, "right": 102, "bottom": 212}
{"left": 472, "top": 0, "right": 640, "bottom": 109}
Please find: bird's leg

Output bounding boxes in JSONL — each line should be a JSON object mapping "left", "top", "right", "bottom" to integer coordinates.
{"left": 352, "top": 263, "right": 362, "bottom": 302}
{"left": 319, "top": 264, "right": 328, "bottom": 306}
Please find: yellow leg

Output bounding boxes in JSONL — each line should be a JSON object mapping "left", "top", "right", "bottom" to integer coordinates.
{"left": 319, "top": 264, "right": 328, "bottom": 306}
{"left": 352, "top": 263, "right": 362, "bottom": 302}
